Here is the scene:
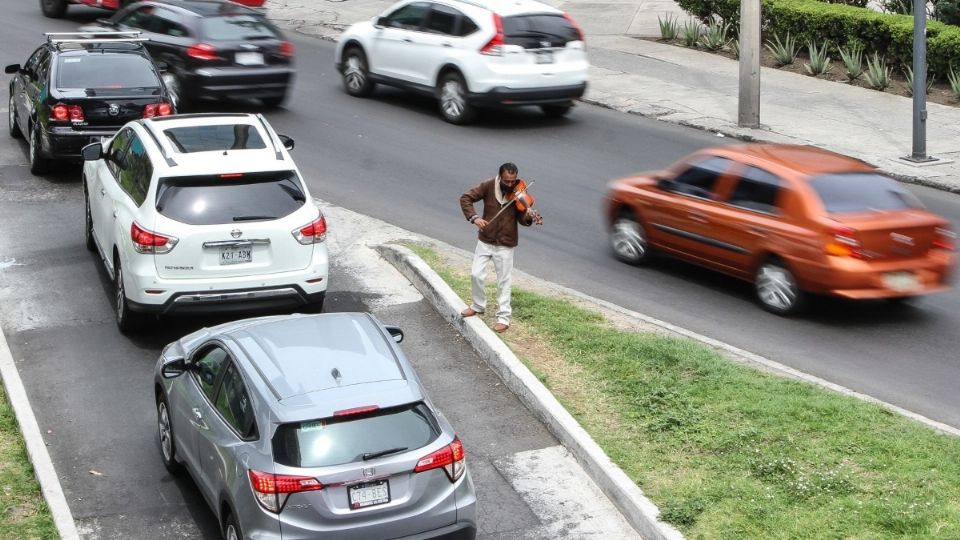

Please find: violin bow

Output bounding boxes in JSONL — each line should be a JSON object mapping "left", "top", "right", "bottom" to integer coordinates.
{"left": 486, "top": 180, "right": 536, "bottom": 226}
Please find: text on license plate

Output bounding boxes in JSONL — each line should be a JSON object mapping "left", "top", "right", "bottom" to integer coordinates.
{"left": 349, "top": 480, "right": 390, "bottom": 509}
{"left": 883, "top": 271, "right": 918, "bottom": 291}
{"left": 235, "top": 52, "right": 264, "bottom": 65}
{"left": 219, "top": 246, "right": 252, "bottom": 265}
{"left": 535, "top": 51, "right": 554, "bottom": 64}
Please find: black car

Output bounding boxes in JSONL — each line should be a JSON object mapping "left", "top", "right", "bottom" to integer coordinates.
{"left": 83, "top": 0, "right": 295, "bottom": 109}
{"left": 6, "top": 32, "right": 174, "bottom": 175}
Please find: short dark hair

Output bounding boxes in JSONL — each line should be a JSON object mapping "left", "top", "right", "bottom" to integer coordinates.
{"left": 499, "top": 162, "right": 518, "bottom": 176}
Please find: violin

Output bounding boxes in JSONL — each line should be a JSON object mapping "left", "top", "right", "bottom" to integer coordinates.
{"left": 504, "top": 179, "right": 544, "bottom": 225}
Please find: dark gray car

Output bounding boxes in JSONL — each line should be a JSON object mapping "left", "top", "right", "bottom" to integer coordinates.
{"left": 154, "top": 312, "right": 477, "bottom": 540}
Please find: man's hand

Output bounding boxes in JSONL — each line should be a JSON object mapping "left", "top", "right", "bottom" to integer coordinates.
{"left": 474, "top": 218, "right": 489, "bottom": 230}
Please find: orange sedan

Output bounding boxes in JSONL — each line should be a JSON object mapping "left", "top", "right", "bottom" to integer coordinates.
{"left": 604, "top": 144, "right": 956, "bottom": 315}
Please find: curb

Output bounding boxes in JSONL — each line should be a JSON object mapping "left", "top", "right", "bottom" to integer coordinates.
{"left": 375, "top": 244, "right": 684, "bottom": 540}
{"left": 0, "top": 329, "right": 80, "bottom": 540}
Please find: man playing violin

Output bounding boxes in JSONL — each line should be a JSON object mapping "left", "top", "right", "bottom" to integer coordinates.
{"left": 459, "top": 162, "right": 543, "bottom": 333}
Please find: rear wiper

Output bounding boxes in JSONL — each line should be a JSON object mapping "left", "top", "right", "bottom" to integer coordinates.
{"left": 233, "top": 215, "right": 276, "bottom": 221}
{"left": 362, "top": 447, "right": 408, "bottom": 461}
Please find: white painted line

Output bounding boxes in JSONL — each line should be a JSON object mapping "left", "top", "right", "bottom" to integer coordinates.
{"left": 0, "top": 328, "right": 80, "bottom": 540}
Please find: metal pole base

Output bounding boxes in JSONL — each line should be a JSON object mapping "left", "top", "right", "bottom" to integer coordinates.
{"left": 901, "top": 154, "right": 939, "bottom": 164}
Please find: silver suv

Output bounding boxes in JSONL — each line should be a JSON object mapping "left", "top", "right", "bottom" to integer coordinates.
{"left": 154, "top": 312, "right": 477, "bottom": 539}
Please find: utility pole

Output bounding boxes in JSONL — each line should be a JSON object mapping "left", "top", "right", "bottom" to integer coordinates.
{"left": 905, "top": 0, "right": 936, "bottom": 162}
{"left": 738, "top": 0, "right": 761, "bottom": 128}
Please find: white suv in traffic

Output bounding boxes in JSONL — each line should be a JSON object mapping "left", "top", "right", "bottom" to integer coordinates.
{"left": 82, "top": 113, "right": 329, "bottom": 332}
{"left": 335, "top": 0, "right": 589, "bottom": 124}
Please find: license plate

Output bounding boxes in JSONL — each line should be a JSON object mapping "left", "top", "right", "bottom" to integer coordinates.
{"left": 219, "top": 246, "right": 252, "bottom": 265}
{"left": 235, "top": 52, "right": 264, "bottom": 65}
{"left": 883, "top": 271, "right": 918, "bottom": 291}
{"left": 348, "top": 480, "right": 390, "bottom": 510}
{"left": 535, "top": 51, "right": 554, "bottom": 64}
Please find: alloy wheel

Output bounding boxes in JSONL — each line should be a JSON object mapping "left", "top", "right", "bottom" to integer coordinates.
{"left": 756, "top": 262, "right": 798, "bottom": 312}
{"left": 344, "top": 55, "right": 366, "bottom": 92}
{"left": 115, "top": 265, "right": 126, "bottom": 321}
{"left": 440, "top": 79, "right": 465, "bottom": 120}
{"left": 611, "top": 217, "right": 647, "bottom": 263}
{"left": 225, "top": 524, "right": 239, "bottom": 540}
{"left": 158, "top": 402, "right": 172, "bottom": 463}
{"left": 7, "top": 94, "right": 19, "bottom": 138}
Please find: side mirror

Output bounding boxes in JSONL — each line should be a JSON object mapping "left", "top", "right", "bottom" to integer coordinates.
{"left": 155, "top": 61, "right": 169, "bottom": 72}
{"left": 4, "top": 64, "right": 21, "bottom": 75}
{"left": 384, "top": 325, "right": 404, "bottom": 343}
{"left": 161, "top": 357, "right": 188, "bottom": 378}
{"left": 278, "top": 134, "right": 295, "bottom": 151}
{"left": 374, "top": 16, "right": 389, "bottom": 28}
{"left": 81, "top": 142, "right": 103, "bottom": 161}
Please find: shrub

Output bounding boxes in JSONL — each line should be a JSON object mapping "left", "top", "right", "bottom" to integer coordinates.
{"left": 658, "top": 14, "right": 681, "bottom": 40}
{"left": 766, "top": 32, "right": 799, "bottom": 65}
{"left": 865, "top": 53, "right": 892, "bottom": 90}
{"left": 682, "top": 19, "right": 703, "bottom": 46}
{"left": 838, "top": 43, "right": 865, "bottom": 80}
{"left": 700, "top": 17, "right": 731, "bottom": 50}
{"left": 805, "top": 40, "right": 832, "bottom": 75}
{"left": 822, "top": 0, "right": 869, "bottom": 5}
{"left": 950, "top": 65, "right": 960, "bottom": 99}
{"left": 903, "top": 65, "right": 936, "bottom": 95}
{"left": 934, "top": 0, "right": 960, "bottom": 25}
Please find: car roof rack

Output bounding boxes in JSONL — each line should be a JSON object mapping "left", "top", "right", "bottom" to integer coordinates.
{"left": 45, "top": 32, "right": 150, "bottom": 48}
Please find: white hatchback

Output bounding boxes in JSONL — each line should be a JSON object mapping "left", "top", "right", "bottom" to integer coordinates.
{"left": 335, "top": 0, "right": 589, "bottom": 124}
{"left": 82, "top": 113, "right": 329, "bottom": 333}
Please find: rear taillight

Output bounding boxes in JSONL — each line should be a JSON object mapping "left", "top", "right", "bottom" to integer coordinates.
{"left": 51, "top": 103, "right": 84, "bottom": 123}
{"left": 334, "top": 405, "right": 379, "bottom": 417}
{"left": 933, "top": 227, "right": 956, "bottom": 251}
{"left": 187, "top": 43, "right": 219, "bottom": 61}
{"left": 131, "top": 222, "right": 178, "bottom": 254}
{"left": 292, "top": 215, "right": 327, "bottom": 245}
{"left": 248, "top": 470, "right": 323, "bottom": 513}
{"left": 414, "top": 437, "right": 465, "bottom": 482}
{"left": 563, "top": 12, "right": 585, "bottom": 42}
{"left": 480, "top": 13, "right": 504, "bottom": 56}
{"left": 279, "top": 41, "right": 294, "bottom": 57}
{"left": 143, "top": 102, "right": 173, "bottom": 118}
{"left": 825, "top": 226, "right": 863, "bottom": 259}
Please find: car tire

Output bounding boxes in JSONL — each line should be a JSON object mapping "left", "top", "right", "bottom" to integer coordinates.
{"left": 341, "top": 47, "right": 374, "bottom": 97}
{"left": 114, "top": 259, "right": 148, "bottom": 333}
{"left": 8, "top": 93, "right": 21, "bottom": 139}
{"left": 84, "top": 186, "right": 95, "bottom": 252}
{"left": 28, "top": 123, "right": 50, "bottom": 176}
{"left": 610, "top": 213, "right": 653, "bottom": 265}
{"left": 541, "top": 104, "right": 572, "bottom": 118}
{"left": 301, "top": 292, "right": 326, "bottom": 314}
{"left": 438, "top": 72, "right": 476, "bottom": 125}
{"left": 223, "top": 512, "right": 242, "bottom": 540}
{"left": 39, "top": 0, "right": 67, "bottom": 18}
{"left": 157, "top": 393, "right": 182, "bottom": 474}
{"left": 755, "top": 258, "right": 806, "bottom": 316}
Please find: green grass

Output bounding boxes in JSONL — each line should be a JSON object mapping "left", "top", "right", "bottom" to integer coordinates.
{"left": 0, "top": 385, "right": 57, "bottom": 539}
{"left": 404, "top": 243, "right": 960, "bottom": 539}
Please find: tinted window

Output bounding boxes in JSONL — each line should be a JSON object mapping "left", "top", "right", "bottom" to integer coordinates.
{"left": 669, "top": 156, "right": 730, "bottom": 199}
{"left": 193, "top": 346, "right": 229, "bottom": 400}
{"left": 25, "top": 47, "right": 49, "bottom": 81}
{"left": 502, "top": 14, "right": 578, "bottom": 48}
{"left": 56, "top": 55, "right": 160, "bottom": 90}
{"left": 107, "top": 128, "right": 134, "bottom": 177}
{"left": 215, "top": 363, "right": 257, "bottom": 439}
{"left": 163, "top": 125, "right": 266, "bottom": 153}
{"left": 272, "top": 403, "right": 441, "bottom": 467}
{"left": 809, "top": 173, "right": 924, "bottom": 214}
{"left": 459, "top": 16, "right": 478, "bottom": 36}
{"left": 117, "top": 6, "right": 155, "bottom": 30}
{"left": 423, "top": 4, "right": 460, "bottom": 35}
{"left": 728, "top": 166, "right": 783, "bottom": 214}
{"left": 384, "top": 2, "right": 429, "bottom": 29}
{"left": 156, "top": 171, "right": 306, "bottom": 225}
{"left": 117, "top": 134, "right": 152, "bottom": 206}
{"left": 152, "top": 8, "right": 191, "bottom": 37}
{"left": 200, "top": 14, "right": 280, "bottom": 40}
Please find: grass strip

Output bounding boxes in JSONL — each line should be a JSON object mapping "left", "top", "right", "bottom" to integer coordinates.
{"left": 0, "top": 383, "right": 57, "bottom": 539}
{"left": 405, "top": 243, "right": 960, "bottom": 539}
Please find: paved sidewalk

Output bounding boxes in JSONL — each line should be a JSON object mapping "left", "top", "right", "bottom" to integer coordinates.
{"left": 267, "top": 0, "right": 960, "bottom": 193}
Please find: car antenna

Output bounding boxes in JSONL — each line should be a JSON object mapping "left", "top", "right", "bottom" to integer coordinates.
{"left": 331, "top": 368, "right": 342, "bottom": 383}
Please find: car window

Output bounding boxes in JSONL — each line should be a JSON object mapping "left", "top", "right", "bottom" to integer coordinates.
{"left": 152, "top": 7, "right": 191, "bottom": 37}
{"left": 272, "top": 402, "right": 441, "bottom": 467}
{"left": 117, "top": 5, "right": 156, "bottom": 30}
{"left": 155, "top": 171, "right": 306, "bottom": 225}
{"left": 728, "top": 166, "right": 783, "bottom": 214}
{"left": 423, "top": 4, "right": 460, "bottom": 35}
{"left": 200, "top": 14, "right": 281, "bottom": 40}
{"left": 107, "top": 128, "right": 134, "bottom": 177}
{"left": 458, "top": 16, "right": 478, "bottom": 36}
{"left": 163, "top": 124, "right": 266, "bottom": 153}
{"left": 56, "top": 54, "right": 160, "bottom": 91}
{"left": 809, "top": 173, "right": 924, "bottom": 214}
{"left": 214, "top": 363, "right": 257, "bottom": 439}
{"left": 35, "top": 54, "right": 52, "bottom": 84}
{"left": 117, "top": 134, "right": 152, "bottom": 206}
{"left": 383, "top": 2, "right": 429, "bottom": 29}
{"left": 502, "top": 14, "right": 579, "bottom": 48}
{"left": 669, "top": 156, "right": 731, "bottom": 199}
{"left": 24, "top": 47, "right": 49, "bottom": 81}
{"left": 193, "top": 346, "right": 229, "bottom": 401}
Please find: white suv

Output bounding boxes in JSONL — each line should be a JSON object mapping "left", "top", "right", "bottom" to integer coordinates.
{"left": 81, "top": 113, "right": 329, "bottom": 333}
{"left": 335, "top": 0, "right": 589, "bottom": 124}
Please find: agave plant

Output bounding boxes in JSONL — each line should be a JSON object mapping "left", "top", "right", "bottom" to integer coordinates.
{"left": 765, "top": 33, "right": 798, "bottom": 66}
{"left": 658, "top": 14, "right": 680, "bottom": 41}
{"left": 949, "top": 65, "right": 960, "bottom": 100}
{"left": 805, "top": 41, "right": 831, "bottom": 76}
{"left": 838, "top": 43, "right": 865, "bottom": 81}
{"left": 681, "top": 19, "right": 702, "bottom": 47}
{"left": 699, "top": 17, "right": 730, "bottom": 51}
{"left": 864, "top": 54, "right": 891, "bottom": 91}
{"left": 728, "top": 37, "right": 741, "bottom": 59}
{"left": 903, "top": 65, "right": 936, "bottom": 95}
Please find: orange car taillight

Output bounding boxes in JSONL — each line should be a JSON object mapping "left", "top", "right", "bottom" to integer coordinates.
{"left": 143, "top": 102, "right": 173, "bottom": 118}
{"left": 479, "top": 13, "right": 504, "bottom": 56}
{"left": 933, "top": 227, "right": 956, "bottom": 251}
{"left": 51, "top": 103, "right": 84, "bottom": 123}
{"left": 131, "top": 222, "right": 178, "bottom": 254}
{"left": 414, "top": 437, "right": 465, "bottom": 483}
{"left": 825, "top": 226, "right": 863, "bottom": 259}
{"left": 248, "top": 470, "right": 323, "bottom": 513}
{"left": 292, "top": 215, "right": 327, "bottom": 245}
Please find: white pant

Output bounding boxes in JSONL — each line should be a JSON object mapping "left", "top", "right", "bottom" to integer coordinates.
{"left": 470, "top": 241, "right": 515, "bottom": 325}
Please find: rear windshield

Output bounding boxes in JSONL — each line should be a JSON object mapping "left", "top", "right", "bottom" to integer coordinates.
{"left": 809, "top": 173, "right": 923, "bottom": 214}
{"left": 502, "top": 14, "right": 579, "bottom": 48}
{"left": 163, "top": 124, "right": 267, "bottom": 153}
{"left": 200, "top": 14, "right": 281, "bottom": 41}
{"left": 155, "top": 171, "right": 305, "bottom": 225}
{"left": 272, "top": 403, "right": 441, "bottom": 468}
{"left": 56, "top": 55, "right": 160, "bottom": 91}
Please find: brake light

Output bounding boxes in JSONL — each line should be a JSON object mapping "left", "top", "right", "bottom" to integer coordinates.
{"left": 414, "top": 437, "right": 465, "bottom": 482}
{"left": 248, "top": 470, "right": 323, "bottom": 513}
{"left": 143, "top": 102, "right": 173, "bottom": 118}
{"left": 825, "top": 226, "right": 863, "bottom": 259}
{"left": 279, "top": 41, "right": 294, "bottom": 57}
{"left": 187, "top": 43, "right": 219, "bottom": 61}
{"left": 480, "top": 13, "right": 504, "bottom": 56}
{"left": 933, "top": 227, "right": 956, "bottom": 251}
{"left": 51, "top": 103, "right": 84, "bottom": 122}
{"left": 220, "top": 173, "right": 244, "bottom": 179}
{"left": 334, "top": 405, "right": 379, "bottom": 417}
{"left": 292, "top": 215, "right": 327, "bottom": 245}
{"left": 131, "top": 222, "right": 178, "bottom": 254}
{"left": 563, "top": 12, "right": 585, "bottom": 42}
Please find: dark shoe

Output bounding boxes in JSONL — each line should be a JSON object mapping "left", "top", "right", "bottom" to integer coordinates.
{"left": 461, "top": 307, "right": 482, "bottom": 317}
{"left": 494, "top": 323, "right": 509, "bottom": 333}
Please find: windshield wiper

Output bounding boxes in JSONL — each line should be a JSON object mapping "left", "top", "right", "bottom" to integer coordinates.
{"left": 362, "top": 447, "right": 408, "bottom": 461}
{"left": 233, "top": 215, "right": 276, "bottom": 221}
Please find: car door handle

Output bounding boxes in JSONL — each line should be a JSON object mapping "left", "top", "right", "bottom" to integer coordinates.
{"left": 402, "top": 37, "right": 413, "bottom": 43}
{"left": 442, "top": 42, "right": 452, "bottom": 48}
{"left": 688, "top": 212, "right": 709, "bottom": 224}
{"left": 190, "top": 408, "right": 208, "bottom": 429}
{"left": 112, "top": 210, "right": 117, "bottom": 218}
{"left": 99, "top": 188, "right": 105, "bottom": 196}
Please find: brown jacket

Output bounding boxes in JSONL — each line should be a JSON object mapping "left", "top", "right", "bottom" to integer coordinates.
{"left": 460, "top": 177, "right": 533, "bottom": 248}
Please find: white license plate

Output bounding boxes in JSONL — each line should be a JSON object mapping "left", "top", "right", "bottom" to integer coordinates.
{"left": 535, "top": 51, "right": 554, "bottom": 64}
{"left": 235, "top": 52, "right": 264, "bottom": 65}
{"left": 883, "top": 271, "right": 918, "bottom": 291}
{"left": 348, "top": 480, "right": 390, "bottom": 510}
{"left": 219, "top": 246, "right": 252, "bottom": 265}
